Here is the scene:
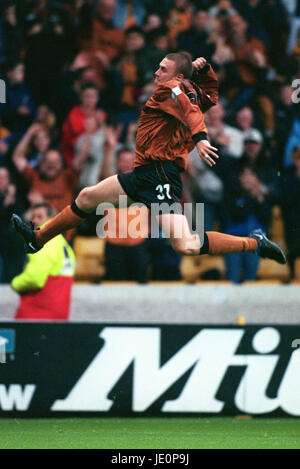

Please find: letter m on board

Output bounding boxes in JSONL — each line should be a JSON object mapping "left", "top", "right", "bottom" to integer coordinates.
{"left": 52, "top": 327, "right": 244, "bottom": 413}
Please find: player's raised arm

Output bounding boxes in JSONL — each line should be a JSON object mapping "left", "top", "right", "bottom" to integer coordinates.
{"left": 192, "top": 57, "right": 219, "bottom": 112}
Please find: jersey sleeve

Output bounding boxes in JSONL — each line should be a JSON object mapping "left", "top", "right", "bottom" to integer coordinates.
{"left": 148, "top": 82, "right": 208, "bottom": 139}
{"left": 192, "top": 63, "right": 219, "bottom": 113}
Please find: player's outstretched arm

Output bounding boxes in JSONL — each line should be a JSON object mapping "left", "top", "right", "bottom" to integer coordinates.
{"left": 195, "top": 139, "right": 219, "bottom": 168}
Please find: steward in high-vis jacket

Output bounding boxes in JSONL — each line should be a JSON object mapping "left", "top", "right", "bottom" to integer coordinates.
{"left": 11, "top": 204, "right": 75, "bottom": 320}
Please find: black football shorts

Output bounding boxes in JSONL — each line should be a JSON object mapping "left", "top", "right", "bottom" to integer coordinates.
{"left": 117, "top": 160, "right": 183, "bottom": 209}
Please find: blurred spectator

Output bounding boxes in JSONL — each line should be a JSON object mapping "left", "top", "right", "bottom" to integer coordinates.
{"left": 74, "top": 0, "right": 124, "bottom": 89}
{"left": 274, "top": 83, "right": 300, "bottom": 169}
{"left": 225, "top": 13, "right": 276, "bottom": 132}
{"left": 143, "top": 13, "right": 162, "bottom": 34}
{"left": 0, "top": 165, "right": 25, "bottom": 283}
{"left": 206, "top": 102, "right": 244, "bottom": 159}
{"left": 222, "top": 129, "right": 275, "bottom": 283}
{"left": 75, "top": 122, "right": 119, "bottom": 189}
{"left": 23, "top": 0, "right": 75, "bottom": 106}
{"left": 177, "top": 10, "right": 215, "bottom": 60}
{"left": 61, "top": 83, "right": 106, "bottom": 166}
{"left": 0, "top": 118, "right": 12, "bottom": 165}
{"left": 0, "top": 61, "right": 36, "bottom": 133}
{"left": 35, "top": 104, "right": 57, "bottom": 132}
{"left": 166, "top": 0, "right": 193, "bottom": 48}
{"left": 233, "top": 0, "right": 289, "bottom": 68}
{"left": 185, "top": 147, "right": 224, "bottom": 231}
{"left": 283, "top": 112, "right": 300, "bottom": 168}
{"left": 113, "top": 0, "right": 146, "bottom": 29}
{"left": 277, "top": 146, "right": 300, "bottom": 277}
{"left": 13, "top": 147, "right": 88, "bottom": 212}
{"left": 226, "top": 13, "right": 267, "bottom": 85}
{"left": 102, "top": 146, "right": 149, "bottom": 283}
{"left": 147, "top": 231, "right": 182, "bottom": 281}
{"left": 12, "top": 202, "right": 75, "bottom": 320}
{"left": 93, "top": 0, "right": 124, "bottom": 58}
{"left": 235, "top": 106, "right": 257, "bottom": 135}
{"left": 12, "top": 123, "right": 52, "bottom": 169}
{"left": 208, "top": 0, "right": 237, "bottom": 20}
{"left": 139, "top": 25, "right": 172, "bottom": 85}
{"left": 0, "top": 0, "right": 22, "bottom": 64}
{"left": 288, "top": 6, "right": 300, "bottom": 53}
{"left": 116, "top": 26, "right": 145, "bottom": 108}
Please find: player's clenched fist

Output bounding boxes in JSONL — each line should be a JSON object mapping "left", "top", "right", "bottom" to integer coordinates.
{"left": 192, "top": 57, "right": 207, "bottom": 71}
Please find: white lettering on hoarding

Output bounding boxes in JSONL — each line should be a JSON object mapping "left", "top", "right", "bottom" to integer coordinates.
{"left": 51, "top": 327, "right": 300, "bottom": 415}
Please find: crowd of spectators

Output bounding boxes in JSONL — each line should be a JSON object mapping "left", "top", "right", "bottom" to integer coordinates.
{"left": 1, "top": 0, "right": 300, "bottom": 284}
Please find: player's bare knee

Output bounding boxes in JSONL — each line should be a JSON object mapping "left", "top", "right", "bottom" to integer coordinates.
{"left": 77, "top": 187, "right": 94, "bottom": 211}
{"left": 172, "top": 239, "right": 200, "bottom": 256}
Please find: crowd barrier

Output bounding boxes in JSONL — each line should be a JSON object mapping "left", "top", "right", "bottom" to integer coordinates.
{"left": 1, "top": 284, "right": 299, "bottom": 417}
{"left": 0, "top": 322, "right": 300, "bottom": 417}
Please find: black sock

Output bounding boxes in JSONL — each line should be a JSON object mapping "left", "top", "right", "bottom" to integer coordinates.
{"left": 200, "top": 232, "right": 209, "bottom": 255}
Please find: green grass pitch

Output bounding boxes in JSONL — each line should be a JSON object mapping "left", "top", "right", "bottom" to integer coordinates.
{"left": 1, "top": 417, "right": 300, "bottom": 449}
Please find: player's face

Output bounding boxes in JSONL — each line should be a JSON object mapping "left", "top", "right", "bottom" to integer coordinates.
{"left": 154, "top": 58, "right": 177, "bottom": 85}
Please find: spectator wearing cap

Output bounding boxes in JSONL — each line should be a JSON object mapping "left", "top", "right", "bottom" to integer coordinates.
{"left": 222, "top": 128, "right": 276, "bottom": 283}
{"left": 12, "top": 203, "right": 75, "bottom": 320}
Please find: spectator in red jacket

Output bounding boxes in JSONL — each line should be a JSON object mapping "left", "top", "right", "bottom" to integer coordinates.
{"left": 61, "top": 83, "right": 107, "bottom": 166}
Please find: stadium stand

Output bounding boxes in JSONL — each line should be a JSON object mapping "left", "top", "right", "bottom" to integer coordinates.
{"left": 0, "top": 0, "right": 299, "bottom": 286}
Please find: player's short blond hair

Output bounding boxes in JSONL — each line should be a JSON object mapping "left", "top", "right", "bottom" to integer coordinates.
{"left": 165, "top": 52, "right": 193, "bottom": 78}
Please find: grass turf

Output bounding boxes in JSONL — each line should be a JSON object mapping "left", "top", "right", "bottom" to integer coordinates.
{"left": 1, "top": 417, "right": 300, "bottom": 449}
